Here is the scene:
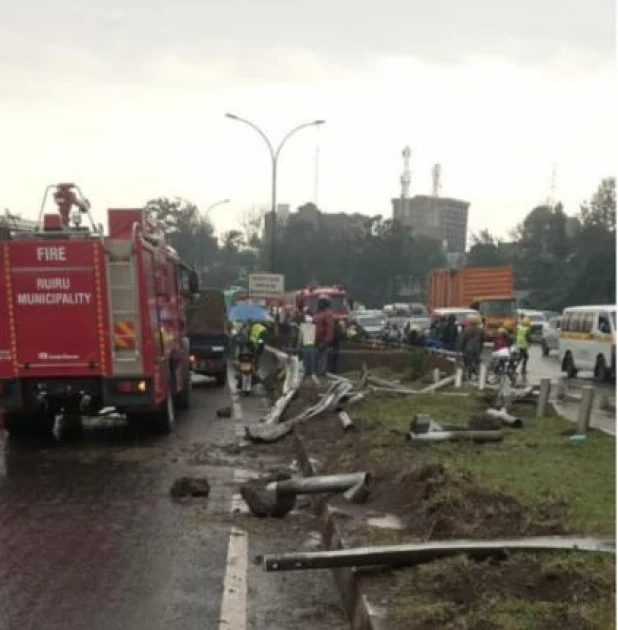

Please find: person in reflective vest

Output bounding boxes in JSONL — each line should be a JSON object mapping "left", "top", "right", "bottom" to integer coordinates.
{"left": 516, "top": 316, "right": 532, "bottom": 375}
{"left": 249, "top": 321, "right": 267, "bottom": 356}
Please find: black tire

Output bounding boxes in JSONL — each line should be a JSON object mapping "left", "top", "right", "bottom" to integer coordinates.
{"left": 5, "top": 411, "right": 54, "bottom": 438}
{"left": 562, "top": 353, "right": 578, "bottom": 379}
{"left": 215, "top": 372, "right": 227, "bottom": 388}
{"left": 594, "top": 356, "right": 608, "bottom": 383}
{"left": 175, "top": 376, "right": 192, "bottom": 410}
{"left": 153, "top": 389, "right": 176, "bottom": 434}
{"left": 542, "top": 342, "right": 550, "bottom": 357}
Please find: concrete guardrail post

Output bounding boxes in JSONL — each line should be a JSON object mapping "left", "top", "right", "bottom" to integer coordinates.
{"left": 577, "top": 387, "right": 595, "bottom": 434}
{"left": 536, "top": 378, "right": 552, "bottom": 418}
{"left": 455, "top": 367, "right": 463, "bottom": 389}
{"left": 479, "top": 364, "right": 487, "bottom": 391}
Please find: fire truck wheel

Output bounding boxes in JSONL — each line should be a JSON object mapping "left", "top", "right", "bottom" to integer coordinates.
{"left": 154, "top": 390, "right": 176, "bottom": 434}
{"left": 175, "top": 378, "right": 192, "bottom": 410}
{"left": 5, "top": 411, "right": 54, "bottom": 438}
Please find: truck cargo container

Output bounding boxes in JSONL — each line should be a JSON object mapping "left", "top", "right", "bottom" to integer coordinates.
{"left": 428, "top": 266, "right": 517, "bottom": 339}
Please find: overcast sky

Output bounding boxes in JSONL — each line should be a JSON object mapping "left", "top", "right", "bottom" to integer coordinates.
{"left": 0, "top": 0, "right": 615, "bottom": 240}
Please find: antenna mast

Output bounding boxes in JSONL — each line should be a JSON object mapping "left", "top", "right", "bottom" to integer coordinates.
{"left": 400, "top": 146, "right": 411, "bottom": 199}
{"left": 432, "top": 163, "right": 442, "bottom": 197}
{"left": 546, "top": 163, "right": 557, "bottom": 209}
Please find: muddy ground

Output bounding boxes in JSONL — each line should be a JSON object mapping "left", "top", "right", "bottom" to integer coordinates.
{"left": 279, "top": 381, "right": 616, "bottom": 629}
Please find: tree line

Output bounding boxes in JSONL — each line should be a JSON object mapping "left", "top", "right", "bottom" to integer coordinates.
{"left": 144, "top": 176, "right": 615, "bottom": 310}
{"left": 467, "top": 177, "right": 616, "bottom": 310}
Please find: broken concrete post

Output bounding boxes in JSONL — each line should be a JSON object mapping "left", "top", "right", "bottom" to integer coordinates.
{"left": 455, "top": 367, "right": 463, "bottom": 389}
{"left": 479, "top": 364, "right": 487, "bottom": 390}
{"left": 338, "top": 411, "right": 354, "bottom": 432}
{"left": 484, "top": 407, "right": 523, "bottom": 428}
{"left": 241, "top": 473, "right": 297, "bottom": 517}
{"left": 556, "top": 377, "right": 567, "bottom": 401}
{"left": 407, "top": 429, "right": 503, "bottom": 443}
{"left": 358, "top": 363, "right": 370, "bottom": 389}
{"left": 419, "top": 375, "right": 455, "bottom": 394}
{"left": 260, "top": 536, "right": 616, "bottom": 571}
{"left": 577, "top": 386, "right": 595, "bottom": 435}
{"left": 536, "top": 378, "right": 552, "bottom": 418}
{"left": 600, "top": 395, "right": 616, "bottom": 413}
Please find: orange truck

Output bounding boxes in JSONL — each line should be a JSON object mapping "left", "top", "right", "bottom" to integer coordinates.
{"left": 428, "top": 266, "right": 518, "bottom": 340}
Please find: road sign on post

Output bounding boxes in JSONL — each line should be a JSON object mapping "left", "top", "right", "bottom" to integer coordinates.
{"left": 249, "top": 273, "right": 285, "bottom": 299}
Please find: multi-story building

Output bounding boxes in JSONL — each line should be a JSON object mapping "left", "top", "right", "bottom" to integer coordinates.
{"left": 392, "top": 195, "right": 470, "bottom": 253}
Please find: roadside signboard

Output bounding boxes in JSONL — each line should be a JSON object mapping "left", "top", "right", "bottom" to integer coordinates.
{"left": 248, "top": 273, "right": 285, "bottom": 299}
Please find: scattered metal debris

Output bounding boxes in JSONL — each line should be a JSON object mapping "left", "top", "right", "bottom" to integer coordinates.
{"left": 170, "top": 476, "right": 211, "bottom": 498}
{"left": 216, "top": 406, "right": 232, "bottom": 418}
{"left": 407, "top": 429, "right": 503, "bottom": 443}
{"left": 259, "top": 536, "right": 615, "bottom": 571}
{"left": 419, "top": 375, "right": 456, "bottom": 394}
{"left": 245, "top": 379, "right": 354, "bottom": 443}
{"left": 266, "top": 472, "right": 371, "bottom": 499}
{"left": 484, "top": 407, "right": 524, "bottom": 428}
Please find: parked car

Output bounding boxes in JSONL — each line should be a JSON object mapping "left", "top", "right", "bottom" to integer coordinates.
{"left": 518, "top": 309, "right": 547, "bottom": 343}
{"left": 541, "top": 316, "right": 561, "bottom": 356}
{"left": 351, "top": 310, "right": 387, "bottom": 338}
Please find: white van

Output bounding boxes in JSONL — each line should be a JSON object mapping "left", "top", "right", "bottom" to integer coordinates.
{"left": 559, "top": 305, "right": 616, "bottom": 381}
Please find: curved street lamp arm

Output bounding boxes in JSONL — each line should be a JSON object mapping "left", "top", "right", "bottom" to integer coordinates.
{"left": 225, "top": 113, "right": 275, "bottom": 160}
{"left": 275, "top": 120, "right": 325, "bottom": 161}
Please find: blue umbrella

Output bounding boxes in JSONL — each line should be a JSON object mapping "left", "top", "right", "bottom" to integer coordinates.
{"left": 228, "top": 303, "right": 271, "bottom": 323}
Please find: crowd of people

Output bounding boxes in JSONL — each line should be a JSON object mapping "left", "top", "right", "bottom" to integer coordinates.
{"left": 232, "top": 300, "right": 534, "bottom": 382}
{"left": 378, "top": 312, "right": 534, "bottom": 378}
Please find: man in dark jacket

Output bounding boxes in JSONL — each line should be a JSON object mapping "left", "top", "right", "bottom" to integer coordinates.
{"left": 458, "top": 314, "right": 484, "bottom": 376}
{"left": 442, "top": 315, "right": 459, "bottom": 351}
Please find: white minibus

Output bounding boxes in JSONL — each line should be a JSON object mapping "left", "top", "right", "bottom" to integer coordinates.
{"left": 559, "top": 305, "right": 616, "bottom": 381}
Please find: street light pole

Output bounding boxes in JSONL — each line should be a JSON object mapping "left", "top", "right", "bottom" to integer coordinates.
{"left": 225, "top": 113, "right": 325, "bottom": 273}
{"left": 207, "top": 198, "right": 231, "bottom": 213}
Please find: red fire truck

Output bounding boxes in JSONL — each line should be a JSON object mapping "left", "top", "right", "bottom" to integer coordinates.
{"left": 0, "top": 183, "right": 198, "bottom": 436}
{"left": 295, "top": 282, "right": 352, "bottom": 321}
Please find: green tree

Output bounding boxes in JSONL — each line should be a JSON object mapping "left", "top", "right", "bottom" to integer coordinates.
{"left": 466, "top": 229, "right": 508, "bottom": 267}
{"left": 144, "top": 197, "right": 218, "bottom": 274}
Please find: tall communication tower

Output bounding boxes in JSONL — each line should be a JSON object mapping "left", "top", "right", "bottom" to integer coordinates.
{"left": 432, "top": 163, "right": 442, "bottom": 197}
{"left": 400, "top": 146, "right": 411, "bottom": 199}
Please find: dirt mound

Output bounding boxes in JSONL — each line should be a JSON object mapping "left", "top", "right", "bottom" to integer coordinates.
{"left": 369, "top": 464, "right": 566, "bottom": 540}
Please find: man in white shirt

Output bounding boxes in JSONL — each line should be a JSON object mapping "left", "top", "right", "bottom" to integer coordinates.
{"left": 298, "top": 310, "right": 317, "bottom": 377}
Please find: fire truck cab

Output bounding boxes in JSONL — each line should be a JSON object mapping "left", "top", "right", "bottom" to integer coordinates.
{"left": 295, "top": 282, "right": 351, "bottom": 321}
{"left": 0, "top": 184, "right": 198, "bottom": 436}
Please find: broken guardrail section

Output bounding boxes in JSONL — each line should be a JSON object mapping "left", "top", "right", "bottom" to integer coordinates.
{"left": 259, "top": 536, "right": 615, "bottom": 571}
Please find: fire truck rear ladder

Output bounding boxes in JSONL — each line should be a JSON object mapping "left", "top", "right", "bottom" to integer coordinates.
{"left": 106, "top": 240, "right": 144, "bottom": 375}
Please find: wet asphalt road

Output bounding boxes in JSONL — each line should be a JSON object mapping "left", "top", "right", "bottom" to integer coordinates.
{"left": 0, "top": 380, "right": 348, "bottom": 630}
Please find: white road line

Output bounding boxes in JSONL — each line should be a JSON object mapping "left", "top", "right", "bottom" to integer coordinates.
{"left": 227, "top": 364, "right": 243, "bottom": 421}
{"left": 218, "top": 526, "right": 248, "bottom": 630}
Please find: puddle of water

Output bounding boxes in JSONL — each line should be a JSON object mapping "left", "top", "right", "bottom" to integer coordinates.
{"left": 366, "top": 514, "right": 405, "bottom": 530}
